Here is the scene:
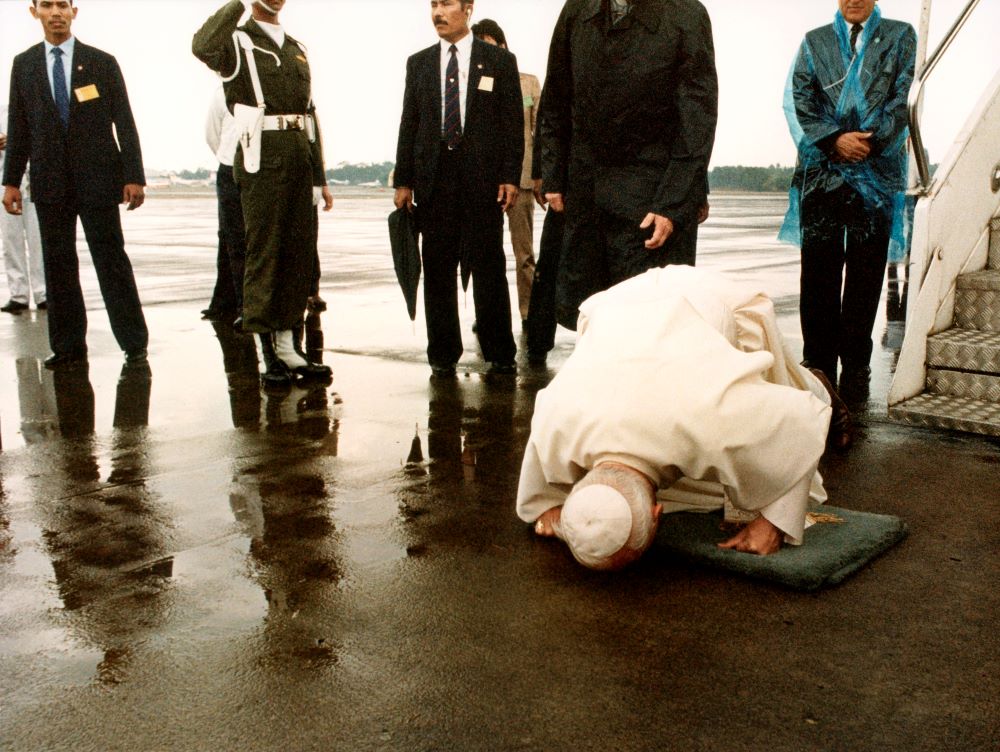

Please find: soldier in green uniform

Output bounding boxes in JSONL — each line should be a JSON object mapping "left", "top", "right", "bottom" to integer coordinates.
{"left": 193, "top": 0, "right": 333, "bottom": 388}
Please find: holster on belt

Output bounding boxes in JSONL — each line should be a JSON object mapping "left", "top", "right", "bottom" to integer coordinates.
{"left": 234, "top": 103, "right": 265, "bottom": 173}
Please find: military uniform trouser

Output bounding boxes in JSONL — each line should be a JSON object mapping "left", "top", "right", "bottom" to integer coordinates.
{"left": 235, "top": 133, "right": 317, "bottom": 333}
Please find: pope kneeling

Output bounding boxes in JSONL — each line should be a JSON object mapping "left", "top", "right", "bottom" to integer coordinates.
{"left": 516, "top": 265, "right": 850, "bottom": 570}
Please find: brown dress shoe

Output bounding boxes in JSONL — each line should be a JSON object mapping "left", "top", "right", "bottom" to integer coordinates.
{"left": 809, "top": 368, "right": 854, "bottom": 450}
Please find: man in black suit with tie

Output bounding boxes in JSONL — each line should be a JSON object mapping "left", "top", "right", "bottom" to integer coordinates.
{"left": 2, "top": 0, "right": 149, "bottom": 369}
{"left": 394, "top": 0, "right": 523, "bottom": 377}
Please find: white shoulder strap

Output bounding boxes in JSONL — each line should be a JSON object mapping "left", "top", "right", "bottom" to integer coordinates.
{"left": 228, "top": 31, "right": 282, "bottom": 109}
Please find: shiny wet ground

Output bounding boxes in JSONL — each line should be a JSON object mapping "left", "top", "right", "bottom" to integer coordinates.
{"left": 0, "top": 192, "right": 996, "bottom": 751}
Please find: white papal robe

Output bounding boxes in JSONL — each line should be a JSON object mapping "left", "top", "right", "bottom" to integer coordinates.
{"left": 515, "top": 266, "right": 833, "bottom": 545}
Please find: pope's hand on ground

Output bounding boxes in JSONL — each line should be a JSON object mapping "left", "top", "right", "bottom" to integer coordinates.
{"left": 717, "top": 516, "right": 783, "bottom": 556}
{"left": 533, "top": 507, "right": 563, "bottom": 539}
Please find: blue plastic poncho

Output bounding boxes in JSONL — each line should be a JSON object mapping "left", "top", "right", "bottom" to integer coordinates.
{"left": 779, "top": 7, "right": 917, "bottom": 261}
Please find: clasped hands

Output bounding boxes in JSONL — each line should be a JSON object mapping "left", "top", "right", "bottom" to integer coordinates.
{"left": 833, "top": 131, "right": 874, "bottom": 163}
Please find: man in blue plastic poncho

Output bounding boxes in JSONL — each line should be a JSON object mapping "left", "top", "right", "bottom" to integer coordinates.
{"left": 780, "top": 0, "right": 916, "bottom": 392}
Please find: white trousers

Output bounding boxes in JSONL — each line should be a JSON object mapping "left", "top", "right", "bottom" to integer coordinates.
{"left": 2, "top": 200, "right": 45, "bottom": 305}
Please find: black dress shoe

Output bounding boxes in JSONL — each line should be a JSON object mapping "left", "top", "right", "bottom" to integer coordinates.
{"left": 36, "top": 301, "right": 47, "bottom": 310}
{"left": 125, "top": 348, "right": 148, "bottom": 365}
{"left": 527, "top": 351, "right": 547, "bottom": 366}
{"left": 489, "top": 361, "right": 516, "bottom": 375}
{"left": 292, "top": 362, "right": 333, "bottom": 382}
{"left": 430, "top": 363, "right": 457, "bottom": 378}
{"left": 1, "top": 300, "right": 29, "bottom": 313}
{"left": 44, "top": 351, "right": 88, "bottom": 369}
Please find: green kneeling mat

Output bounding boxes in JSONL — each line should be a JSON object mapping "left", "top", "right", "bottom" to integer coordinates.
{"left": 657, "top": 506, "right": 908, "bottom": 591}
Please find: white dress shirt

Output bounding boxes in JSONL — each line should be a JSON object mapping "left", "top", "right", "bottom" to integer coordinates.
{"left": 439, "top": 32, "right": 473, "bottom": 131}
{"left": 256, "top": 19, "right": 285, "bottom": 49}
{"left": 515, "top": 266, "right": 833, "bottom": 546}
{"left": 205, "top": 86, "right": 239, "bottom": 166}
{"left": 43, "top": 36, "right": 75, "bottom": 104}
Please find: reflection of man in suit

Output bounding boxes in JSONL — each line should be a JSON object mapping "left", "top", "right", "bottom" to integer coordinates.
{"left": 2, "top": 0, "right": 149, "bottom": 370}
{"left": 394, "top": 0, "right": 524, "bottom": 377}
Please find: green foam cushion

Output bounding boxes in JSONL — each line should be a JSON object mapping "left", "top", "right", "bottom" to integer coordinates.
{"left": 657, "top": 506, "right": 908, "bottom": 591}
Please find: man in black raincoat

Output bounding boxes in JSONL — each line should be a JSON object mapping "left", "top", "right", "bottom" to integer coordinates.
{"left": 783, "top": 0, "right": 916, "bottom": 391}
{"left": 537, "top": 0, "right": 718, "bottom": 330}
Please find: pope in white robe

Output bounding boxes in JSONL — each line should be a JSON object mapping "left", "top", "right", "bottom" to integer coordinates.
{"left": 516, "top": 265, "right": 836, "bottom": 565}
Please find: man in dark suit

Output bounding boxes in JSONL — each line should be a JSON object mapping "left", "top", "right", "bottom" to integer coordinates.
{"left": 2, "top": 0, "right": 148, "bottom": 369}
{"left": 393, "top": 0, "right": 524, "bottom": 377}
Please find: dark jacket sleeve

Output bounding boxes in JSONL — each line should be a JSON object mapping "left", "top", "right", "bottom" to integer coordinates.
{"left": 537, "top": 2, "right": 575, "bottom": 195}
{"left": 309, "top": 106, "right": 326, "bottom": 186}
{"left": 2, "top": 58, "right": 29, "bottom": 189}
{"left": 192, "top": 0, "right": 243, "bottom": 76}
{"left": 497, "top": 50, "right": 525, "bottom": 187}
{"left": 393, "top": 55, "right": 419, "bottom": 189}
{"left": 870, "top": 24, "right": 917, "bottom": 156}
{"left": 653, "top": 3, "right": 718, "bottom": 224}
{"left": 108, "top": 56, "right": 145, "bottom": 186}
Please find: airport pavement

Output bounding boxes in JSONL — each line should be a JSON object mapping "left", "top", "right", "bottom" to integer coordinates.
{"left": 0, "top": 197, "right": 996, "bottom": 750}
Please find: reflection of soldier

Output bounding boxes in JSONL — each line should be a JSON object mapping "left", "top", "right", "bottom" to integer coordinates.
{"left": 15, "top": 357, "right": 58, "bottom": 443}
{"left": 193, "top": 0, "right": 333, "bottom": 388}
{"left": 229, "top": 393, "right": 341, "bottom": 664}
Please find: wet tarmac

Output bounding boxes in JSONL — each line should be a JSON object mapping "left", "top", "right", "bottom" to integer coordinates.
{"left": 0, "top": 191, "right": 997, "bottom": 751}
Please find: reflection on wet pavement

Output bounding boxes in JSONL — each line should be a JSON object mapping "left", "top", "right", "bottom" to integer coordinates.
{"left": 0, "top": 193, "right": 995, "bottom": 751}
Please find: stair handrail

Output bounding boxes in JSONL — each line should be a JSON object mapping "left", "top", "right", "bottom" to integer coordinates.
{"left": 908, "top": 0, "right": 982, "bottom": 196}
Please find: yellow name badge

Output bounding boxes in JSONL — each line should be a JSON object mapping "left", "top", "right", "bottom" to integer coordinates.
{"left": 477, "top": 76, "right": 494, "bottom": 92}
{"left": 74, "top": 84, "right": 99, "bottom": 103}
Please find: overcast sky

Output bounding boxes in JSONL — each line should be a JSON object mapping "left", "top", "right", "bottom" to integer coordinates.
{"left": 1, "top": 0, "right": 997, "bottom": 172}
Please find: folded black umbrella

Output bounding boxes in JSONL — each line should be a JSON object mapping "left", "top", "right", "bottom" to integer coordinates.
{"left": 388, "top": 207, "right": 421, "bottom": 321}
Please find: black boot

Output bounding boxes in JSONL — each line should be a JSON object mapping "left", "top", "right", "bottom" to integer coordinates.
{"left": 257, "top": 333, "right": 292, "bottom": 389}
{"left": 290, "top": 326, "right": 332, "bottom": 381}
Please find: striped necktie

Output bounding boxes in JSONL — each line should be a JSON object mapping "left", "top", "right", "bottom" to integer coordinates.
{"left": 850, "top": 24, "right": 863, "bottom": 54}
{"left": 443, "top": 44, "right": 462, "bottom": 149}
{"left": 51, "top": 47, "right": 70, "bottom": 127}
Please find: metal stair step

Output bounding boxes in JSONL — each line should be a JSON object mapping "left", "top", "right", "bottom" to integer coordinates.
{"left": 889, "top": 394, "right": 1000, "bottom": 437}
{"left": 954, "top": 271, "right": 1000, "bottom": 331}
{"left": 990, "top": 216, "right": 1000, "bottom": 270}
{"left": 926, "top": 328, "right": 1000, "bottom": 372}
{"left": 927, "top": 367, "right": 1000, "bottom": 401}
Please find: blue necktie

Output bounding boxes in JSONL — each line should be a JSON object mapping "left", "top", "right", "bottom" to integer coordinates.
{"left": 443, "top": 45, "right": 462, "bottom": 149}
{"left": 51, "top": 47, "right": 70, "bottom": 127}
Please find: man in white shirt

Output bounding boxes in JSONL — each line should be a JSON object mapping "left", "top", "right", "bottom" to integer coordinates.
{"left": 517, "top": 266, "right": 845, "bottom": 570}
{"left": 202, "top": 85, "right": 245, "bottom": 328}
{"left": 0, "top": 105, "right": 45, "bottom": 313}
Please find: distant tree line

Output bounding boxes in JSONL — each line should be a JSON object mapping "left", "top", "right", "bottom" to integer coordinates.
{"left": 177, "top": 167, "right": 212, "bottom": 180}
{"left": 708, "top": 165, "right": 794, "bottom": 193}
{"left": 325, "top": 161, "right": 395, "bottom": 186}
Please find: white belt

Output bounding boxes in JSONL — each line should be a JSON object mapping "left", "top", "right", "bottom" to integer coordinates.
{"left": 262, "top": 114, "right": 309, "bottom": 132}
